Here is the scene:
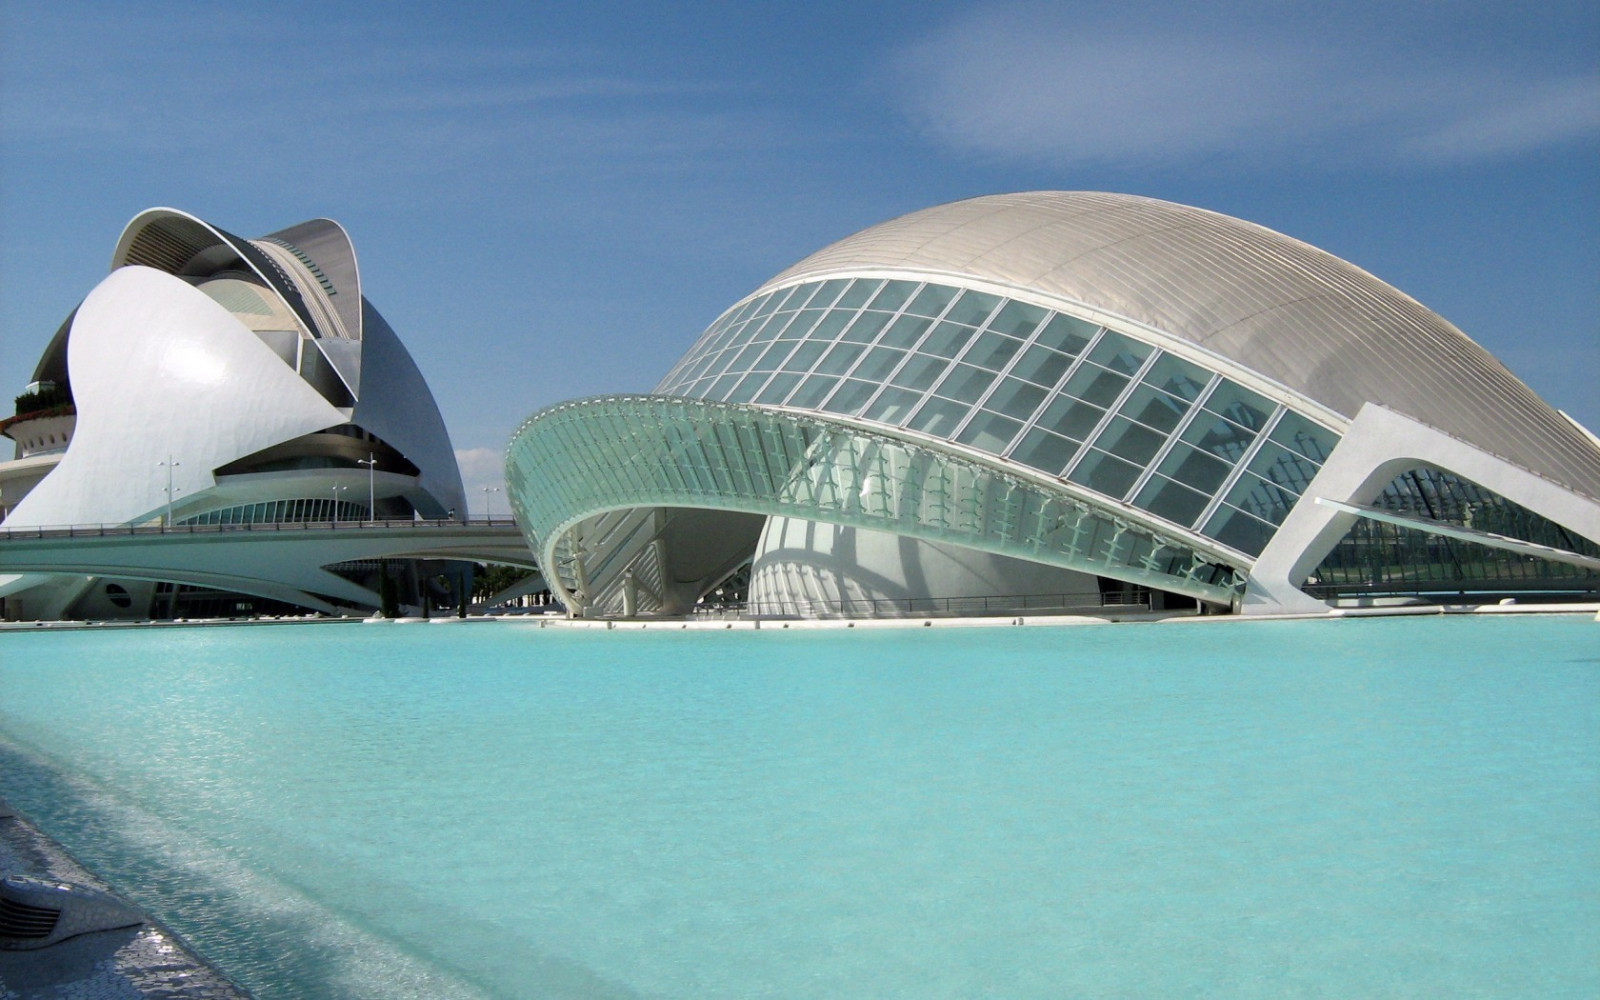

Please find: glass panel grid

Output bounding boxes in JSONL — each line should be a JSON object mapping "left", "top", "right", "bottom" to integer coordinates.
{"left": 511, "top": 395, "right": 1246, "bottom": 608}
{"left": 905, "top": 284, "right": 957, "bottom": 318}
{"left": 890, "top": 354, "right": 950, "bottom": 393}
{"left": 919, "top": 321, "right": 976, "bottom": 359}
{"left": 782, "top": 340, "right": 829, "bottom": 373}
{"left": 955, "top": 411, "right": 1024, "bottom": 454}
{"left": 988, "top": 300, "right": 1047, "bottom": 339}
{"left": 1033, "top": 313, "right": 1098, "bottom": 357}
{"left": 944, "top": 290, "right": 1001, "bottom": 327}
{"left": 867, "top": 280, "right": 918, "bottom": 312}
{"left": 658, "top": 282, "right": 1351, "bottom": 564}
{"left": 755, "top": 372, "right": 802, "bottom": 406}
{"left": 840, "top": 311, "right": 891, "bottom": 344}
{"left": 834, "top": 278, "right": 881, "bottom": 310}
{"left": 1010, "top": 343, "right": 1076, "bottom": 389}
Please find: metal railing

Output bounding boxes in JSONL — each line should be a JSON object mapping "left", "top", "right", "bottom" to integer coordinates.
{"left": 694, "top": 588, "right": 1153, "bottom": 620}
{"left": 1301, "top": 579, "right": 1600, "bottom": 602}
{"left": 0, "top": 517, "right": 521, "bottom": 540}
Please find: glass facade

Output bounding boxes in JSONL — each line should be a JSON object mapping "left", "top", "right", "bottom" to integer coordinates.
{"left": 657, "top": 278, "right": 1343, "bottom": 556}
{"left": 1308, "top": 467, "right": 1600, "bottom": 596}
{"left": 506, "top": 395, "right": 1245, "bottom": 612}
{"left": 178, "top": 497, "right": 370, "bottom": 525}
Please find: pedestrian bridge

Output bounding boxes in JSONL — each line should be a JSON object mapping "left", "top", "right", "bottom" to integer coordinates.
{"left": 0, "top": 518, "right": 538, "bottom": 615}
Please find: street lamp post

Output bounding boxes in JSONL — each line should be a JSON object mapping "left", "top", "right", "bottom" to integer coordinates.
{"left": 357, "top": 454, "right": 377, "bottom": 521}
{"left": 158, "top": 455, "right": 180, "bottom": 527}
{"left": 482, "top": 485, "right": 501, "bottom": 522}
{"left": 330, "top": 484, "right": 349, "bottom": 523}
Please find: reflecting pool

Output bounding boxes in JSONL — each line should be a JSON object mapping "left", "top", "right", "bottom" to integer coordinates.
{"left": 1, "top": 615, "right": 1596, "bottom": 997}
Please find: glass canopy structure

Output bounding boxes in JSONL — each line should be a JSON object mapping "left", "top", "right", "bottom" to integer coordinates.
{"left": 507, "top": 192, "right": 1600, "bottom": 618}
{"left": 654, "top": 276, "right": 1341, "bottom": 559}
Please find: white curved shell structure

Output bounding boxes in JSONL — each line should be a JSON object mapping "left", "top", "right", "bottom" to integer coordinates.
{"left": 509, "top": 192, "right": 1600, "bottom": 618}
{"left": 0, "top": 209, "right": 465, "bottom": 618}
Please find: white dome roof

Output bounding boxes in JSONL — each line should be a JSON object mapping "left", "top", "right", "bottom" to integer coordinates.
{"left": 759, "top": 191, "right": 1600, "bottom": 498}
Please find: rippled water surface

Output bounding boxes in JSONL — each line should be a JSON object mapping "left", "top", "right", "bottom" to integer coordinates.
{"left": 1, "top": 615, "right": 1596, "bottom": 998}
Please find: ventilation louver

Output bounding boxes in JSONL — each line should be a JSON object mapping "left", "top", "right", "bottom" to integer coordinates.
{"left": 0, "top": 876, "right": 144, "bottom": 950}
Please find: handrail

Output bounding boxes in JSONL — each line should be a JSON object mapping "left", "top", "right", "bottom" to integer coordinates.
{"left": 692, "top": 588, "right": 1156, "bottom": 619}
{"left": 0, "top": 517, "right": 522, "bottom": 540}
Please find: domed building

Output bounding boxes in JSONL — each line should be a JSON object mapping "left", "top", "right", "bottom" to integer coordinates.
{"left": 509, "top": 191, "right": 1600, "bottom": 618}
{"left": 0, "top": 209, "right": 467, "bottom": 619}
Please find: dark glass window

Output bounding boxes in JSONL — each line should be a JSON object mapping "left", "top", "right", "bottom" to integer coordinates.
{"left": 919, "top": 321, "right": 975, "bottom": 359}
{"left": 1086, "top": 332, "right": 1151, "bottom": 375}
{"left": 945, "top": 290, "right": 1001, "bottom": 327}
{"left": 1092, "top": 417, "right": 1165, "bottom": 467}
{"left": 834, "top": 278, "right": 881, "bottom": 310}
{"left": 1135, "top": 476, "right": 1211, "bottom": 527}
{"left": 789, "top": 375, "right": 838, "bottom": 409}
{"left": 906, "top": 397, "right": 968, "bottom": 437}
{"left": 774, "top": 309, "right": 823, "bottom": 341}
{"left": 935, "top": 364, "right": 995, "bottom": 401}
{"left": 1068, "top": 449, "right": 1142, "bottom": 499}
{"left": 862, "top": 387, "right": 923, "bottom": 425}
{"left": 1062, "top": 365, "right": 1129, "bottom": 408}
{"left": 1204, "top": 506, "right": 1275, "bottom": 556}
{"left": 1182, "top": 413, "right": 1258, "bottom": 464}
{"left": 1224, "top": 473, "right": 1300, "bottom": 524}
{"left": 1117, "top": 384, "right": 1191, "bottom": 434}
{"left": 956, "top": 411, "right": 1023, "bottom": 454}
{"left": 725, "top": 374, "right": 764, "bottom": 403}
{"left": 1038, "top": 396, "right": 1106, "bottom": 440}
{"left": 855, "top": 346, "right": 906, "bottom": 382}
{"left": 878, "top": 314, "right": 933, "bottom": 349}
{"left": 988, "top": 300, "right": 1047, "bottom": 339}
{"left": 816, "top": 342, "right": 865, "bottom": 375}
{"left": 1248, "top": 443, "right": 1321, "bottom": 496}
{"left": 824, "top": 378, "right": 878, "bottom": 415}
{"left": 963, "top": 331, "right": 1023, "bottom": 371}
{"left": 890, "top": 354, "right": 949, "bottom": 392}
{"left": 985, "top": 378, "right": 1047, "bottom": 421}
{"left": 782, "top": 339, "right": 829, "bottom": 373}
{"left": 1011, "top": 427, "right": 1081, "bottom": 476}
{"left": 1010, "top": 344, "right": 1075, "bottom": 388}
{"left": 840, "top": 311, "right": 891, "bottom": 344}
{"left": 1269, "top": 411, "right": 1338, "bottom": 464}
{"left": 755, "top": 372, "right": 801, "bottom": 405}
{"left": 1203, "top": 380, "right": 1273, "bottom": 430}
{"left": 905, "top": 284, "right": 958, "bottom": 318}
{"left": 1157, "top": 444, "right": 1232, "bottom": 495}
{"left": 868, "top": 280, "right": 918, "bottom": 312}
{"left": 1033, "top": 313, "right": 1097, "bottom": 356}
{"left": 810, "top": 278, "right": 851, "bottom": 309}
{"left": 1140, "top": 354, "right": 1210, "bottom": 401}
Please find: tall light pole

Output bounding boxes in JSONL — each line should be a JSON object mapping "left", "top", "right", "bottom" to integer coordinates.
{"left": 330, "top": 484, "right": 348, "bottom": 522}
{"left": 357, "top": 454, "right": 377, "bottom": 521}
{"left": 158, "top": 455, "right": 180, "bottom": 527}
{"left": 482, "top": 485, "right": 501, "bottom": 522}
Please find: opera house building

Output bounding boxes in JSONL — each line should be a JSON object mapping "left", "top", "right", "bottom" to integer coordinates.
{"left": 0, "top": 209, "right": 467, "bottom": 620}
{"left": 507, "top": 192, "right": 1600, "bottom": 619}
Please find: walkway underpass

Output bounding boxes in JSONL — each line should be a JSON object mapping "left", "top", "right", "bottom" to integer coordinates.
{"left": 0, "top": 518, "right": 539, "bottom": 617}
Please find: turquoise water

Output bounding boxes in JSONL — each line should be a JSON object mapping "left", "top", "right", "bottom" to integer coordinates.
{"left": 0, "top": 616, "right": 1596, "bottom": 998}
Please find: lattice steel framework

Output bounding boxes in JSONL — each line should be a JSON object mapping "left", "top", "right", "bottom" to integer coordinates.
{"left": 506, "top": 395, "right": 1247, "bottom": 614}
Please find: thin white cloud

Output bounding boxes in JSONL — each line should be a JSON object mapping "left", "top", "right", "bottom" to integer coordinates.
{"left": 890, "top": 5, "right": 1600, "bottom": 168}
{"left": 0, "top": 13, "right": 774, "bottom": 188}
{"left": 1399, "top": 76, "right": 1600, "bottom": 163}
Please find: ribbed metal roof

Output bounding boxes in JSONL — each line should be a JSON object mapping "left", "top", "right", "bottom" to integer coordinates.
{"left": 760, "top": 192, "right": 1600, "bottom": 500}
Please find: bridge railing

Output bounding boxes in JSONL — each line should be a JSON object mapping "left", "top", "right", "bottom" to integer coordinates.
{"left": 0, "top": 517, "right": 521, "bottom": 540}
{"left": 693, "top": 588, "right": 1155, "bottom": 620}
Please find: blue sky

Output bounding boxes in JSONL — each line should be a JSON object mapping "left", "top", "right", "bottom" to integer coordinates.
{"left": 3, "top": 1, "right": 1596, "bottom": 512}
